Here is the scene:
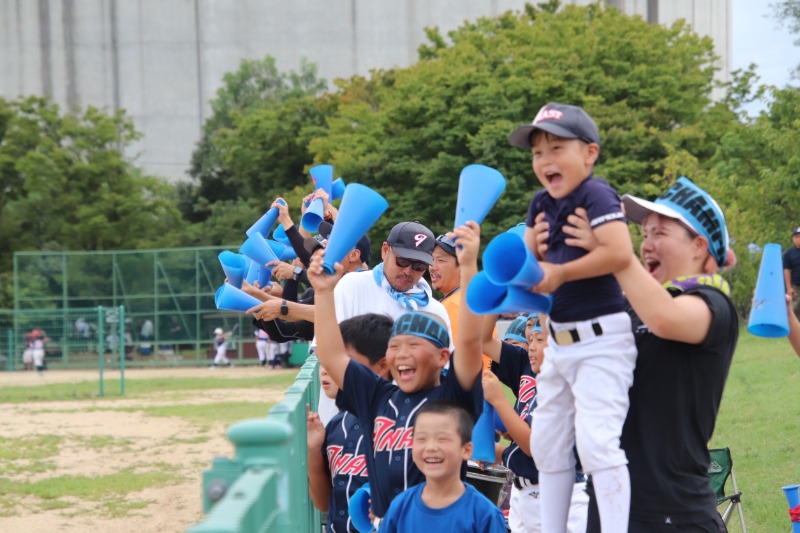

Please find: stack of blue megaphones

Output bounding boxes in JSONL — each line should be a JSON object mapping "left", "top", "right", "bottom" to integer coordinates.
{"left": 215, "top": 165, "right": 351, "bottom": 312}
{"left": 466, "top": 230, "right": 553, "bottom": 316}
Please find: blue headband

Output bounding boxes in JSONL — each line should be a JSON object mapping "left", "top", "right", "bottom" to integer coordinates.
{"left": 392, "top": 312, "right": 450, "bottom": 349}
{"left": 503, "top": 316, "right": 528, "bottom": 343}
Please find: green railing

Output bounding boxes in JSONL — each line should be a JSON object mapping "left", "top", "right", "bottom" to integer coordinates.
{"left": 189, "top": 355, "right": 322, "bottom": 532}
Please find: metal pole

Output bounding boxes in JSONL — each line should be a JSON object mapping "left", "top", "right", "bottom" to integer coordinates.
{"left": 97, "top": 306, "right": 105, "bottom": 397}
{"left": 119, "top": 305, "right": 125, "bottom": 396}
{"left": 7, "top": 330, "right": 14, "bottom": 372}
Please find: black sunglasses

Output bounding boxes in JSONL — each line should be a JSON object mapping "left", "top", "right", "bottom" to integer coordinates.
{"left": 389, "top": 247, "right": 428, "bottom": 272}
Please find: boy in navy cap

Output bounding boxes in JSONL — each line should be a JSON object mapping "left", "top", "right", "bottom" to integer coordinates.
{"left": 509, "top": 102, "right": 636, "bottom": 532}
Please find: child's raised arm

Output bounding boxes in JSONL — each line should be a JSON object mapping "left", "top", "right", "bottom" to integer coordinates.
{"left": 306, "top": 404, "right": 331, "bottom": 512}
{"left": 481, "top": 314, "right": 503, "bottom": 364}
{"left": 450, "top": 221, "right": 484, "bottom": 390}
{"left": 308, "top": 251, "right": 350, "bottom": 388}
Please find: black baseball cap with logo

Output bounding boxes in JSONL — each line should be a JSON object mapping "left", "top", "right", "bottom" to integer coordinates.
{"left": 386, "top": 221, "right": 435, "bottom": 265}
{"left": 509, "top": 102, "right": 601, "bottom": 149}
{"left": 793, "top": 227, "right": 800, "bottom": 236}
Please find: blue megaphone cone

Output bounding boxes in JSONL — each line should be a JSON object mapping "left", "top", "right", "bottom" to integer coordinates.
{"left": 246, "top": 199, "right": 286, "bottom": 238}
{"left": 348, "top": 483, "right": 374, "bottom": 533}
{"left": 454, "top": 164, "right": 506, "bottom": 229}
{"left": 331, "top": 177, "right": 346, "bottom": 200}
{"left": 483, "top": 232, "right": 544, "bottom": 287}
{"left": 266, "top": 239, "right": 287, "bottom": 261}
{"left": 507, "top": 222, "right": 526, "bottom": 238}
{"left": 272, "top": 224, "right": 291, "bottom": 246}
{"left": 218, "top": 251, "right": 247, "bottom": 289}
{"left": 466, "top": 271, "right": 552, "bottom": 315}
{"left": 471, "top": 400, "right": 496, "bottom": 463}
{"left": 495, "top": 410, "right": 507, "bottom": 433}
{"left": 245, "top": 258, "right": 260, "bottom": 285}
{"left": 239, "top": 232, "right": 280, "bottom": 267}
{"left": 301, "top": 164, "right": 335, "bottom": 232}
{"left": 214, "top": 283, "right": 263, "bottom": 312}
{"left": 301, "top": 198, "right": 325, "bottom": 232}
{"left": 281, "top": 246, "right": 297, "bottom": 261}
{"left": 782, "top": 485, "right": 800, "bottom": 533}
{"left": 257, "top": 265, "right": 272, "bottom": 289}
{"left": 323, "top": 184, "right": 388, "bottom": 274}
{"left": 748, "top": 243, "right": 789, "bottom": 338}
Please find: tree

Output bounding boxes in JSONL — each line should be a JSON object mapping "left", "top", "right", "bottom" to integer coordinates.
{"left": 307, "top": 3, "right": 724, "bottom": 247}
{"left": 0, "top": 96, "right": 185, "bottom": 307}
{"left": 182, "top": 56, "right": 327, "bottom": 230}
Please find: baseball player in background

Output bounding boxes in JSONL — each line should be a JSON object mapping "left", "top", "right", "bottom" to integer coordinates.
{"left": 209, "top": 327, "right": 232, "bottom": 369}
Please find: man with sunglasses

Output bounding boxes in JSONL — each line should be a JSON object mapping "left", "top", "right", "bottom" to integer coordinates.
{"left": 332, "top": 222, "right": 451, "bottom": 333}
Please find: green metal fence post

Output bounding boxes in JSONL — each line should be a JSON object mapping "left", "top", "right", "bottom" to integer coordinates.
{"left": 97, "top": 306, "right": 105, "bottom": 398}
{"left": 119, "top": 305, "right": 125, "bottom": 396}
{"left": 7, "top": 330, "right": 14, "bottom": 372}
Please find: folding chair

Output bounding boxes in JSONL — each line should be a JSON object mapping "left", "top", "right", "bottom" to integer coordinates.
{"left": 708, "top": 447, "right": 746, "bottom": 532}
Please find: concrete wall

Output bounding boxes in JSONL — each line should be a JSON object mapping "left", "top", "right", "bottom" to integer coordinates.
{"left": 0, "top": 0, "right": 731, "bottom": 181}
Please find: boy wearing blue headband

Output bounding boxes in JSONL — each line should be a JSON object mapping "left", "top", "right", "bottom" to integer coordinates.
{"left": 308, "top": 221, "right": 486, "bottom": 523}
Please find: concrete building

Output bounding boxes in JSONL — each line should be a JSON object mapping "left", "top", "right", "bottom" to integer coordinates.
{"left": 0, "top": 0, "right": 731, "bottom": 181}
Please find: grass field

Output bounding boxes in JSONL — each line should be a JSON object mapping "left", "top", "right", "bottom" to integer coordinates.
{"left": 0, "top": 331, "right": 796, "bottom": 532}
{"left": 709, "top": 329, "right": 800, "bottom": 532}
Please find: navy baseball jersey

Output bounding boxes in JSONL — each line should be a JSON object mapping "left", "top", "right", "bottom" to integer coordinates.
{"left": 336, "top": 356, "right": 483, "bottom": 518}
{"left": 323, "top": 410, "right": 368, "bottom": 533}
{"left": 526, "top": 175, "right": 627, "bottom": 322}
{"left": 491, "top": 342, "right": 540, "bottom": 481}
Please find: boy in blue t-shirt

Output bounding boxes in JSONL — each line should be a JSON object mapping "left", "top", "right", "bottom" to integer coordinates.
{"left": 380, "top": 400, "right": 507, "bottom": 533}
{"left": 306, "top": 313, "right": 392, "bottom": 533}
{"left": 509, "top": 102, "right": 637, "bottom": 532}
{"left": 308, "top": 222, "right": 486, "bottom": 522}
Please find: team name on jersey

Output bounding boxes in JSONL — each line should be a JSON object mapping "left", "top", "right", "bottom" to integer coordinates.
{"left": 327, "top": 445, "right": 368, "bottom": 477}
{"left": 373, "top": 416, "right": 414, "bottom": 452}
{"left": 518, "top": 375, "right": 537, "bottom": 404}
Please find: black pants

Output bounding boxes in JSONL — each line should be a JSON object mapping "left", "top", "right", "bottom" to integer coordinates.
{"left": 584, "top": 477, "right": 727, "bottom": 533}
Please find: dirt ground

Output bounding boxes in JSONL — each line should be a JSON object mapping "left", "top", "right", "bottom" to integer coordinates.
{"left": 0, "top": 366, "right": 294, "bottom": 532}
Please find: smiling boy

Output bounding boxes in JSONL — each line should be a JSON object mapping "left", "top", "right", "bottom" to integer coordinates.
{"left": 379, "top": 400, "right": 507, "bottom": 532}
{"left": 509, "top": 102, "right": 637, "bottom": 533}
{"left": 308, "top": 221, "right": 486, "bottom": 521}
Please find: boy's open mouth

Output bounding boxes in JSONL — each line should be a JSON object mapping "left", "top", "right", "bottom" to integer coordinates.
{"left": 644, "top": 258, "right": 660, "bottom": 274}
{"left": 396, "top": 365, "right": 416, "bottom": 380}
{"left": 423, "top": 457, "right": 443, "bottom": 464}
{"left": 545, "top": 171, "right": 562, "bottom": 184}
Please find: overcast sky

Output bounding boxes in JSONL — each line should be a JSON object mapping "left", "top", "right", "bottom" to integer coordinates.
{"left": 732, "top": 0, "right": 797, "bottom": 112}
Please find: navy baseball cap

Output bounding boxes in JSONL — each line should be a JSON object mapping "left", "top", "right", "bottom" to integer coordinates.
{"left": 622, "top": 177, "right": 730, "bottom": 268}
{"left": 434, "top": 234, "right": 457, "bottom": 257}
{"left": 793, "top": 227, "right": 800, "bottom": 236}
{"left": 387, "top": 221, "right": 435, "bottom": 265}
{"left": 509, "top": 102, "right": 601, "bottom": 149}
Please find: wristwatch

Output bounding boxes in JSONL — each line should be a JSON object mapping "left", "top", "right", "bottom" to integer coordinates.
{"left": 292, "top": 266, "right": 304, "bottom": 281}
{"left": 280, "top": 299, "right": 289, "bottom": 316}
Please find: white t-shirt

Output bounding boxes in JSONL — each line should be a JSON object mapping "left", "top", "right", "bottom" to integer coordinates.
{"left": 317, "top": 268, "right": 454, "bottom": 424}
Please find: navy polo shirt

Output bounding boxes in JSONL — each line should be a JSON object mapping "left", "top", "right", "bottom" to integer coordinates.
{"left": 783, "top": 246, "right": 800, "bottom": 286}
{"left": 526, "top": 176, "right": 626, "bottom": 322}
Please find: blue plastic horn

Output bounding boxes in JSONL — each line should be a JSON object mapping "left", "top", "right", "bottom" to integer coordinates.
{"left": 466, "top": 271, "right": 552, "bottom": 315}
{"left": 454, "top": 164, "right": 506, "bottom": 229}
{"left": 301, "top": 164, "right": 334, "bottom": 232}
{"left": 244, "top": 258, "right": 260, "bottom": 285}
{"left": 323, "top": 184, "right": 388, "bottom": 274}
{"left": 214, "top": 283, "right": 263, "bottom": 312}
{"left": 482, "top": 232, "right": 544, "bottom": 288}
{"left": 471, "top": 400, "right": 496, "bottom": 463}
{"left": 748, "top": 243, "right": 789, "bottom": 338}
{"left": 218, "top": 251, "right": 247, "bottom": 289}
{"left": 782, "top": 484, "right": 800, "bottom": 533}
{"left": 331, "top": 177, "right": 346, "bottom": 200}
{"left": 266, "top": 239, "right": 287, "bottom": 261}
{"left": 239, "top": 232, "right": 280, "bottom": 267}
{"left": 348, "top": 483, "right": 374, "bottom": 533}
{"left": 280, "top": 246, "right": 298, "bottom": 261}
{"left": 246, "top": 198, "right": 286, "bottom": 238}
{"left": 272, "top": 224, "right": 291, "bottom": 246}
